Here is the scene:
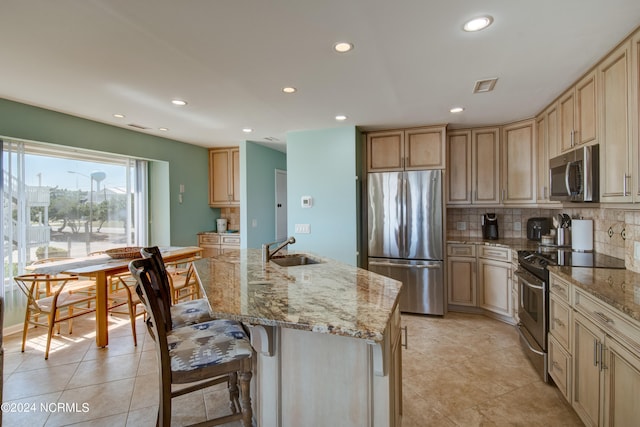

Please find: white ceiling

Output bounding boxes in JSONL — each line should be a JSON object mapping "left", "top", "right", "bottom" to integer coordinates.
{"left": 2, "top": 1, "right": 640, "bottom": 151}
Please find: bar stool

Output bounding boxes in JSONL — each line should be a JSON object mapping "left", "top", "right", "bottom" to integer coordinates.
{"left": 129, "top": 257, "right": 253, "bottom": 427}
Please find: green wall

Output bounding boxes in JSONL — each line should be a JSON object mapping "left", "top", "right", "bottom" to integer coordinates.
{"left": 0, "top": 98, "right": 216, "bottom": 246}
{"left": 240, "top": 141, "right": 287, "bottom": 248}
{"left": 286, "top": 126, "right": 361, "bottom": 266}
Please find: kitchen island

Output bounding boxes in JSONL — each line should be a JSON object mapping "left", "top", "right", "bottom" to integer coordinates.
{"left": 193, "top": 249, "right": 403, "bottom": 427}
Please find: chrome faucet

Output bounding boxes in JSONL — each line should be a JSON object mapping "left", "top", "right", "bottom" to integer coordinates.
{"left": 262, "top": 236, "right": 296, "bottom": 262}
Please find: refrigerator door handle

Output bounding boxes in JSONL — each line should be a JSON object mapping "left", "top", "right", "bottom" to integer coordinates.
{"left": 369, "top": 261, "right": 413, "bottom": 269}
{"left": 368, "top": 262, "right": 441, "bottom": 269}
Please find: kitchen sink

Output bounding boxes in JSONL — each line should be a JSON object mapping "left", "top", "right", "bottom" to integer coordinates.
{"left": 269, "top": 254, "right": 322, "bottom": 267}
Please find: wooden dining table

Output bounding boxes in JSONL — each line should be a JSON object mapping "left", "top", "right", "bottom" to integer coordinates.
{"left": 27, "top": 246, "right": 202, "bottom": 347}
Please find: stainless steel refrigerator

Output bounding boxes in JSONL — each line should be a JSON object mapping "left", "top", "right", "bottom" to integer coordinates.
{"left": 367, "top": 170, "right": 444, "bottom": 315}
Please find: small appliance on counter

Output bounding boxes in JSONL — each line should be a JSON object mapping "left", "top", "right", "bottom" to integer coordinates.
{"left": 571, "top": 219, "right": 593, "bottom": 252}
{"left": 527, "top": 217, "right": 551, "bottom": 241}
{"left": 481, "top": 213, "right": 499, "bottom": 240}
{"left": 216, "top": 218, "right": 228, "bottom": 233}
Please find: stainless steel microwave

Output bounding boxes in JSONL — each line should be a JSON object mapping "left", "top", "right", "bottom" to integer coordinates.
{"left": 549, "top": 144, "right": 599, "bottom": 202}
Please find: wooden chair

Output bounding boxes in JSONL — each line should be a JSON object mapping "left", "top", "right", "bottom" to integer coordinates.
{"left": 107, "top": 272, "right": 146, "bottom": 346}
{"left": 129, "top": 257, "right": 253, "bottom": 427}
{"left": 140, "top": 247, "right": 215, "bottom": 328}
{"left": 165, "top": 257, "right": 201, "bottom": 303}
{"left": 14, "top": 274, "right": 97, "bottom": 359}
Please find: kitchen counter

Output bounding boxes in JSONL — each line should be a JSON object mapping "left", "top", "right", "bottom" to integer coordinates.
{"left": 193, "top": 249, "right": 402, "bottom": 342}
{"left": 192, "top": 249, "right": 403, "bottom": 426}
{"left": 447, "top": 236, "right": 540, "bottom": 251}
{"left": 549, "top": 265, "right": 640, "bottom": 323}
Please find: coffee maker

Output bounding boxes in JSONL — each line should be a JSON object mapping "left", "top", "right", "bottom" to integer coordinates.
{"left": 481, "top": 213, "right": 499, "bottom": 240}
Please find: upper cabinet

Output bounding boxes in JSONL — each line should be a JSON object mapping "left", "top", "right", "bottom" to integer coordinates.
{"left": 599, "top": 40, "right": 633, "bottom": 203}
{"left": 367, "top": 125, "right": 446, "bottom": 172}
{"left": 559, "top": 70, "right": 598, "bottom": 153}
{"left": 446, "top": 128, "right": 500, "bottom": 205}
{"left": 536, "top": 104, "right": 562, "bottom": 204}
{"left": 502, "top": 119, "right": 536, "bottom": 204}
{"left": 208, "top": 147, "right": 240, "bottom": 207}
{"left": 634, "top": 32, "right": 640, "bottom": 201}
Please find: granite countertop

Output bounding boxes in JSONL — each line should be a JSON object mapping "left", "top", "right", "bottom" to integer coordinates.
{"left": 447, "top": 237, "right": 540, "bottom": 251}
{"left": 549, "top": 266, "right": 640, "bottom": 323}
{"left": 198, "top": 230, "right": 241, "bottom": 235}
{"left": 192, "top": 249, "right": 402, "bottom": 343}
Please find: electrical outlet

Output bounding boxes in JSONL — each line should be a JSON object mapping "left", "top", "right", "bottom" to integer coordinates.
{"left": 295, "top": 224, "right": 310, "bottom": 234}
{"left": 635, "top": 286, "right": 640, "bottom": 305}
{"left": 251, "top": 219, "right": 258, "bottom": 228}
{"left": 456, "top": 222, "right": 466, "bottom": 231}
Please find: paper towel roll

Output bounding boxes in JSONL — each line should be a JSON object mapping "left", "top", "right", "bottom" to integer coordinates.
{"left": 572, "top": 219, "right": 593, "bottom": 252}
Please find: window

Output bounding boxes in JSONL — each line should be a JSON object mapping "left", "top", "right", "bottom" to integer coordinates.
{"left": 1, "top": 137, "right": 148, "bottom": 328}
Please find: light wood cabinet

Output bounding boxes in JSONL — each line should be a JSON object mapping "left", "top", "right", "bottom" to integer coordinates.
{"left": 367, "top": 125, "right": 446, "bottom": 172}
{"left": 633, "top": 31, "right": 640, "bottom": 201}
{"left": 559, "top": 70, "right": 598, "bottom": 153}
{"left": 599, "top": 41, "right": 633, "bottom": 203}
{"left": 447, "top": 244, "right": 476, "bottom": 307}
{"left": 536, "top": 104, "right": 562, "bottom": 203}
{"left": 548, "top": 270, "right": 640, "bottom": 427}
{"left": 446, "top": 130, "right": 472, "bottom": 204}
{"left": 198, "top": 232, "right": 240, "bottom": 258}
{"left": 501, "top": 119, "right": 536, "bottom": 204}
{"left": 477, "top": 246, "right": 512, "bottom": 318}
{"left": 446, "top": 127, "right": 500, "bottom": 205}
{"left": 549, "top": 273, "right": 573, "bottom": 402}
{"left": 209, "top": 147, "right": 240, "bottom": 207}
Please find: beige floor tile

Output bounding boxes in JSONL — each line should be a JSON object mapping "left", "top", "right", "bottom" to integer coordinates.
{"left": 63, "top": 412, "right": 128, "bottom": 427}
{"left": 4, "top": 363, "right": 78, "bottom": 401}
{"left": 44, "top": 378, "right": 135, "bottom": 426}
{"left": 3, "top": 310, "right": 585, "bottom": 426}
{"left": 129, "top": 372, "right": 159, "bottom": 411}
{"left": 125, "top": 405, "right": 158, "bottom": 426}
{"left": 67, "top": 352, "right": 141, "bottom": 388}
{"left": 0, "top": 391, "right": 62, "bottom": 427}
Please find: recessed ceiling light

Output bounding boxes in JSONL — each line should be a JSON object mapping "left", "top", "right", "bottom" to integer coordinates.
{"left": 463, "top": 16, "right": 493, "bottom": 32}
{"left": 335, "top": 115, "right": 347, "bottom": 121}
{"left": 334, "top": 42, "right": 354, "bottom": 53}
{"left": 159, "top": 127, "right": 169, "bottom": 131}
{"left": 113, "top": 113, "right": 125, "bottom": 118}
{"left": 282, "top": 87, "right": 297, "bottom": 94}
{"left": 242, "top": 128, "right": 253, "bottom": 133}
{"left": 171, "top": 99, "right": 187, "bottom": 106}
{"left": 450, "top": 107, "right": 465, "bottom": 113}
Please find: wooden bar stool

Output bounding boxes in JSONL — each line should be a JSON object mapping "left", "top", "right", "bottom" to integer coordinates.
{"left": 129, "top": 257, "right": 253, "bottom": 427}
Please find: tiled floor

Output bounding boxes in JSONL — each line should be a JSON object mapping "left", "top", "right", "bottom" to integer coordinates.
{"left": 2, "top": 311, "right": 583, "bottom": 426}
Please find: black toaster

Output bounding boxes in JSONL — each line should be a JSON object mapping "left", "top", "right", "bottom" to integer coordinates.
{"left": 527, "top": 217, "right": 551, "bottom": 241}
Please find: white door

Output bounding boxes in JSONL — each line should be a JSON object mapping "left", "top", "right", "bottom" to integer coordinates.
{"left": 275, "top": 169, "right": 287, "bottom": 241}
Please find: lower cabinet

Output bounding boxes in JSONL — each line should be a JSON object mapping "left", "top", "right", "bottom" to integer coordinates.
{"left": 447, "top": 243, "right": 515, "bottom": 323}
{"left": 549, "top": 271, "right": 640, "bottom": 427}
{"left": 198, "top": 232, "right": 241, "bottom": 257}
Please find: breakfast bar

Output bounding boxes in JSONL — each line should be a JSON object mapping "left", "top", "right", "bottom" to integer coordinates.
{"left": 193, "top": 249, "right": 403, "bottom": 427}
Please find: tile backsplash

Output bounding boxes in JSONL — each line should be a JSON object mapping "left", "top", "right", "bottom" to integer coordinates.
{"left": 219, "top": 207, "right": 240, "bottom": 231}
{"left": 447, "top": 206, "right": 637, "bottom": 270}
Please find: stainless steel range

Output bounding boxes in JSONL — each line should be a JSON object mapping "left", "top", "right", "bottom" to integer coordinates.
{"left": 515, "top": 248, "right": 625, "bottom": 382}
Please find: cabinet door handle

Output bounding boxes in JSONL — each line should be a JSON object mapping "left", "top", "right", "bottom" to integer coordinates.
{"left": 401, "top": 326, "right": 408, "bottom": 349}
{"left": 594, "top": 311, "right": 613, "bottom": 324}
{"left": 594, "top": 339, "right": 599, "bottom": 367}
{"left": 570, "top": 130, "right": 575, "bottom": 147}
{"left": 600, "top": 341, "right": 606, "bottom": 372}
{"left": 553, "top": 317, "right": 564, "bottom": 328}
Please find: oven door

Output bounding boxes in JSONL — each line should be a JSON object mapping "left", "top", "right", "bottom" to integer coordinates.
{"left": 515, "top": 268, "right": 547, "bottom": 350}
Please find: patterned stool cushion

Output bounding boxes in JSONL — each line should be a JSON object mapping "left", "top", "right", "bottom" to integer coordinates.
{"left": 170, "top": 299, "right": 214, "bottom": 328}
{"left": 168, "top": 319, "right": 252, "bottom": 384}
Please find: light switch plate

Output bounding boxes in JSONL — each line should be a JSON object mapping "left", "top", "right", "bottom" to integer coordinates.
{"left": 634, "top": 242, "right": 640, "bottom": 260}
{"left": 295, "top": 224, "right": 310, "bottom": 234}
{"left": 456, "top": 222, "right": 466, "bottom": 231}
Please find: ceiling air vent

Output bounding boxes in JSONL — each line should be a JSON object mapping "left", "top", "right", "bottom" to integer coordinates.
{"left": 473, "top": 78, "right": 498, "bottom": 93}
{"left": 264, "top": 137, "right": 280, "bottom": 142}
{"left": 128, "top": 123, "right": 150, "bottom": 130}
